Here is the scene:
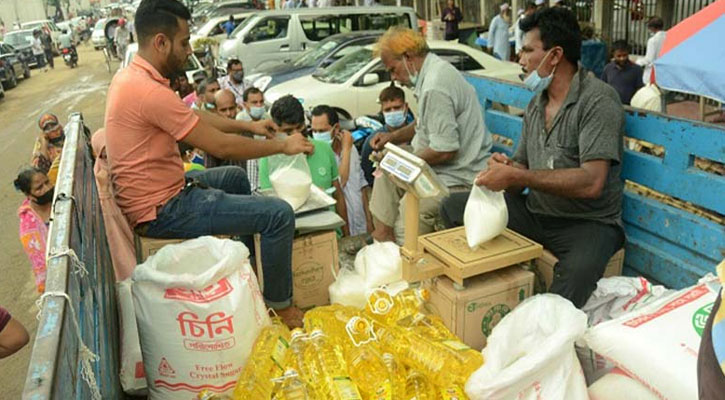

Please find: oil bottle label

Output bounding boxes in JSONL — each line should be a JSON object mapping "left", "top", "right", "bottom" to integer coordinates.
{"left": 440, "top": 385, "right": 466, "bottom": 399}
{"left": 373, "top": 381, "right": 392, "bottom": 400}
{"left": 333, "top": 376, "right": 363, "bottom": 400}
{"left": 442, "top": 340, "right": 471, "bottom": 351}
{"left": 271, "top": 336, "right": 290, "bottom": 371}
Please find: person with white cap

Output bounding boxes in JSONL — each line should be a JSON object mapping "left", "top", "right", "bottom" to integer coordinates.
{"left": 516, "top": 2, "right": 537, "bottom": 56}
{"left": 488, "top": 3, "right": 512, "bottom": 61}
{"left": 535, "top": 0, "right": 547, "bottom": 9}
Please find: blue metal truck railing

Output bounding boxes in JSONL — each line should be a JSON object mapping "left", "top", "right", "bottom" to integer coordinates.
{"left": 22, "top": 77, "right": 725, "bottom": 399}
{"left": 465, "top": 74, "right": 725, "bottom": 289}
{"left": 22, "top": 114, "right": 123, "bottom": 399}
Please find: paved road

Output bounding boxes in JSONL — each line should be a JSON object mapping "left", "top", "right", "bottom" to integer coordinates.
{"left": 0, "top": 43, "right": 117, "bottom": 398}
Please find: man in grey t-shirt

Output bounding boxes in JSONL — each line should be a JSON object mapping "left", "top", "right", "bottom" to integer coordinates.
{"left": 369, "top": 27, "right": 492, "bottom": 244}
{"left": 441, "top": 7, "right": 625, "bottom": 308}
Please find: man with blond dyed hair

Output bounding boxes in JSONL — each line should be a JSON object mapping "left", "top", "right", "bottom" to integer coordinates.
{"left": 368, "top": 27, "right": 492, "bottom": 243}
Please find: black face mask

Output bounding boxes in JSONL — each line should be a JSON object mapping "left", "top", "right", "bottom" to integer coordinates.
{"left": 34, "top": 188, "right": 54, "bottom": 205}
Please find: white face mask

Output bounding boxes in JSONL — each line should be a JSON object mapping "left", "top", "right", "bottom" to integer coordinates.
{"left": 249, "top": 106, "right": 265, "bottom": 120}
{"left": 523, "top": 49, "right": 556, "bottom": 94}
{"left": 401, "top": 56, "right": 418, "bottom": 88}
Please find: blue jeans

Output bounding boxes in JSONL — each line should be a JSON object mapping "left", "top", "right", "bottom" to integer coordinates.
{"left": 143, "top": 166, "right": 295, "bottom": 308}
{"left": 360, "top": 133, "right": 378, "bottom": 187}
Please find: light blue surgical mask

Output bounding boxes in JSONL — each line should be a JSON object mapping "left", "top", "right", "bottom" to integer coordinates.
{"left": 204, "top": 102, "right": 215, "bottom": 110}
{"left": 384, "top": 110, "right": 406, "bottom": 128}
{"left": 312, "top": 130, "right": 333, "bottom": 144}
{"left": 523, "top": 49, "right": 556, "bottom": 94}
{"left": 402, "top": 56, "right": 418, "bottom": 88}
{"left": 249, "top": 106, "right": 266, "bottom": 120}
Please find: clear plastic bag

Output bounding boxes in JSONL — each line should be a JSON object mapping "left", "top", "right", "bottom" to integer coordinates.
{"left": 463, "top": 185, "right": 508, "bottom": 248}
{"left": 268, "top": 153, "right": 312, "bottom": 210}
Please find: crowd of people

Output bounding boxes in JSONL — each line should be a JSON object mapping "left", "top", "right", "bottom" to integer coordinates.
{"left": 11, "top": 0, "right": 630, "bottom": 332}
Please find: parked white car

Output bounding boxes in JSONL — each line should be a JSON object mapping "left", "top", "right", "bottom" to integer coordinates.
{"left": 218, "top": 7, "right": 418, "bottom": 71}
{"left": 190, "top": 12, "right": 255, "bottom": 50}
{"left": 264, "top": 41, "right": 522, "bottom": 118}
{"left": 121, "top": 43, "right": 207, "bottom": 83}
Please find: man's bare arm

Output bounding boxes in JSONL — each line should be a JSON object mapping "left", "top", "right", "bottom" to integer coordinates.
{"left": 478, "top": 159, "right": 610, "bottom": 199}
{"left": 417, "top": 148, "right": 457, "bottom": 166}
{"left": 183, "top": 119, "right": 313, "bottom": 160}
{"left": 194, "top": 109, "right": 276, "bottom": 138}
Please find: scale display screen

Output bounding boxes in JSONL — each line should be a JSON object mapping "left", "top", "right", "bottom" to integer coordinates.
{"left": 379, "top": 144, "right": 449, "bottom": 199}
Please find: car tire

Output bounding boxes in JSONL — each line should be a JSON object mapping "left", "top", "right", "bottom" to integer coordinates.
{"left": 3, "top": 70, "right": 17, "bottom": 90}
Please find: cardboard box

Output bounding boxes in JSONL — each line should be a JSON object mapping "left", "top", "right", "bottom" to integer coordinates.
{"left": 428, "top": 265, "right": 534, "bottom": 350}
{"left": 290, "top": 231, "right": 339, "bottom": 310}
{"left": 535, "top": 248, "right": 625, "bottom": 290}
{"left": 416, "top": 227, "right": 543, "bottom": 285}
{"left": 134, "top": 236, "right": 185, "bottom": 263}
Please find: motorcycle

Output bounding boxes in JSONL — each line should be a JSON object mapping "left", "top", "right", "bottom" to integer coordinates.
{"left": 62, "top": 47, "right": 78, "bottom": 68}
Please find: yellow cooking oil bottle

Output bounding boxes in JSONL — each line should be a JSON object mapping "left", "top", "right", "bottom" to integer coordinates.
{"left": 303, "top": 304, "right": 359, "bottom": 345}
{"left": 374, "top": 322, "right": 464, "bottom": 387}
{"left": 440, "top": 385, "right": 470, "bottom": 400}
{"left": 365, "top": 288, "right": 430, "bottom": 325}
{"left": 307, "top": 329, "right": 363, "bottom": 400}
{"left": 381, "top": 353, "right": 406, "bottom": 400}
{"left": 343, "top": 317, "right": 394, "bottom": 400}
{"left": 398, "top": 313, "right": 484, "bottom": 378}
{"left": 405, "top": 371, "right": 437, "bottom": 400}
{"left": 232, "top": 317, "right": 290, "bottom": 399}
{"left": 272, "top": 369, "right": 315, "bottom": 400}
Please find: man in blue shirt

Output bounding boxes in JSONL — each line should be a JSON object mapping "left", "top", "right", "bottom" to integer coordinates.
{"left": 360, "top": 86, "right": 414, "bottom": 187}
{"left": 601, "top": 40, "right": 643, "bottom": 105}
{"left": 222, "top": 16, "right": 236, "bottom": 37}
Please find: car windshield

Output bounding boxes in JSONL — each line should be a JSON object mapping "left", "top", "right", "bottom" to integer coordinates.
{"left": 5, "top": 31, "right": 34, "bottom": 47}
{"left": 314, "top": 47, "right": 372, "bottom": 84}
{"left": 22, "top": 22, "right": 43, "bottom": 31}
{"left": 95, "top": 20, "right": 106, "bottom": 30}
{"left": 291, "top": 39, "right": 339, "bottom": 68}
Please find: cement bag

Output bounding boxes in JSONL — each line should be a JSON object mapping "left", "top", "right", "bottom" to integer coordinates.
{"left": 584, "top": 278, "right": 719, "bottom": 400}
{"left": 353, "top": 242, "right": 402, "bottom": 288}
{"left": 132, "top": 236, "right": 270, "bottom": 399}
{"left": 117, "top": 280, "right": 147, "bottom": 396}
{"left": 463, "top": 185, "right": 508, "bottom": 248}
{"left": 268, "top": 153, "right": 312, "bottom": 210}
{"left": 588, "top": 368, "right": 660, "bottom": 400}
{"left": 329, "top": 267, "right": 368, "bottom": 309}
{"left": 465, "top": 294, "right": 589, "bottom": 400}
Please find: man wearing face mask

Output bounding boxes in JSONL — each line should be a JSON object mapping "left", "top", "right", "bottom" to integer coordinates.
{"left": 369, "top": 27, "right": 491, "bottom": 244}
{"left": 218, "top": 59, "right": 248, "bottom": 106}
{"left": 440, "top": 7, "right": 625, "bottom": 309}
{"left": 236, "top": 87, "right": 270, "bottom": 192}
{"left": 32, "top": 113, "right": 65, "bottom": 184}
{"left": 360, "top": 85, "right": 415, "bottom": 188}
{"left": 601, "top": 40, "right": 643, "bottom": 105}
{"left": 311, "top": 105, "right": 369, "bottom": 236}
{"left": 236, "top": 87, "right": 268, "bottom": 122}
{"left": 191, "top": 76, "right": 221, "bottom": 110}
{"left": 105, "top": 0, "right": 313, "bottom": 329}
